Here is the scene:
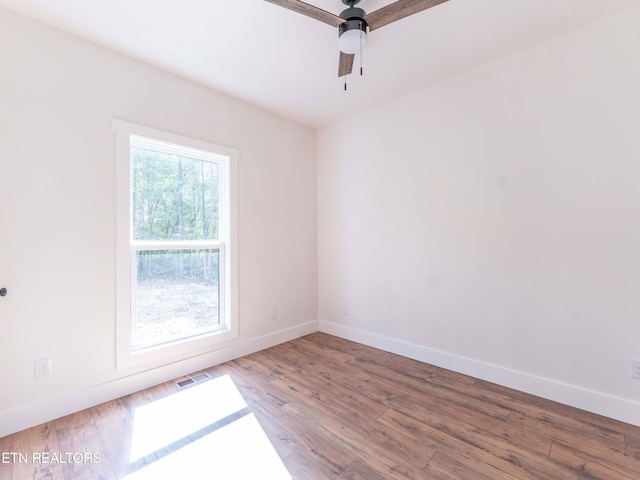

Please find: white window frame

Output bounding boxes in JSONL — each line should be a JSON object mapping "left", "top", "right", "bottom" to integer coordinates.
{"left": 114, "top": 120, "right": 239, "bottom": 370}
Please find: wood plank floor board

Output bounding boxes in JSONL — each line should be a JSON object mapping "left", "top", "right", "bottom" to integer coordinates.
{"left": 355, "top": 364, "right": 516, "bottom": 425}
{"left": 367, "top": 352, "right": 631, "bottom": 457}
{"left": 247, "top": 348, "right": 368, "bottom": 408}
{"left": 10, "top": 421, "right": 65, "bottom": 480}
{"left": 264, "top": 344, "right": 363, "bottom": 385}
{"left": 224, "top": 362, "right": 355, "bottom": 474}
{"left": 234, "top": 385, "right": 338, "bottom": 471}
{"left": 475, "top": 378, "right": 639, "bottom": 444}
{"left": 227, "top": 363, "right": 296, "bottom": 408}
{"left": 377, "top": 407, "right": 531, "bottom": 480}
{"left": 120, "top": 385, "right": 161, "bottom": 419}
{"left": 449, "top": 380, "right": 629, "bottom": 451}
{"left": 380, "top": 398, "right": 589, "bottom": 480}
{"left": 282, "top": 450, "right": 342, "bottom": 480}
{"left": 279, "top": 385, "right": 437, "bottom": 471}
{"left": 0, "top": 430, "right": 14, "bottom": 479}
{"left": 626, "top": 434, "right": 640, "bottom": 455}
{"left": 273, "top": 401, "right": 354, "bottom": 474}
{"left": 260, "top": 350, "right": 360, "bottom": 392}
{"left": 283, "top": 399, "right": 433, "bottom": 479}
{"left": 424, "top": 451, "right": 496, "bottom": 480}
{"left": 289, "top": 336, "right": 356, "bottom": 365}
{"left": 269, "top": 370, "right": 388, "bottom": 420}
{"left": 54, "top": 409, "right": 118, "bottom": 480}
{"left": 347, "top": 354, "right": 435, "bottom": 383}
{"left": 508, "top": 411, "right": 640, "bottom": 474}
{"left": 472, "top": 389, "right": 625, "bottom": 449}
{"left": 230, "top": 354, "right": 289, "bottom": 382}
{"left": 348, "top": 357, "right": 514, "bottom": 421}
{"left": 89, "top": 397, "right": 134, "bottom": 477}
{"left": 389, "top": 389, "right": 553, "bottom": 457}
{"left": 249, "top": 407, "right": 297, "bottom": 460}
{"left": 549, "top": 441, "right": 640, "bottom": 480}
{"left": 2, "top": 332, "right": 640, "bottom": 479}
{"left": 317, "top": 335, "right": 434, "bottom": 375}
{"left": 347, "top": 371, "right": 401, "bottom": 402}
{"left": 335, "top": 460, "right": 387, "bottom": 480}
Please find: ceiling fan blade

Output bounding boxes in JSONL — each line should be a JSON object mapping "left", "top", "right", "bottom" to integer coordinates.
{"left": 264, "top": 0, "right": 344, "bottom": 27}
{"left": 365, "top": 0, "right": 449, "bottom": 31}
{"left": 338, "top": 52, "right": 354, "bottom": 77}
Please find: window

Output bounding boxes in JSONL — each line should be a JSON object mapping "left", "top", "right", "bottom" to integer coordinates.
{"left": 114, "top": 121, "right": 238, "bottom": 369}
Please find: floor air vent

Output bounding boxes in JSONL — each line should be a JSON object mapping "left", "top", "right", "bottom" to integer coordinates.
{"left": 176, "top": 372, "right": 211, "bottom": 389}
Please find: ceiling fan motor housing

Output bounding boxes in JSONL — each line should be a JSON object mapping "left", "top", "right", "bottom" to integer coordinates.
{"left": 339, "top": 6, "right": 366, "bottom": 21}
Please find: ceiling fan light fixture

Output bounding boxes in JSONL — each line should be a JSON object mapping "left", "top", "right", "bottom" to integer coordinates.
{"left": 338, "top": 19, "right": 368, "bottom": 54}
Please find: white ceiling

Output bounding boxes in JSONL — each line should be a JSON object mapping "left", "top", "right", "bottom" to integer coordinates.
{"left": 0, "top": 0, "right": 637, "bottom": 127}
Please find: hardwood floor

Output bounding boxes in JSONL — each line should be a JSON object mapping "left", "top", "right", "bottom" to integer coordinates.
{"left": 2, "top": 332, "right": 640, "bottom": 479}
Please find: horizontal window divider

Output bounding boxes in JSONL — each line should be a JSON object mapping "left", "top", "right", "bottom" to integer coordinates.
{"left": 131, "top": 241, "right": 223, "bottom": 250}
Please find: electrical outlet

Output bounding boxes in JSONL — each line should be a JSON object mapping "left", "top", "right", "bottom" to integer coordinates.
{"left": 35, "top": 357, "right": 51, "bottom": 379}
{"left": 269, "top": 307, "right": 277, "bottom": 321}
{"left": 631, "top": 359, "right": 640, "bottom": 379}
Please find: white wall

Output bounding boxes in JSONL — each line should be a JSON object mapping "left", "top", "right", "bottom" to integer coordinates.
{"left": 0, "top": 7, "right": 317, "bottom": 436}
{"left": 318, "top": 6, "right": 640, "bottom": 426}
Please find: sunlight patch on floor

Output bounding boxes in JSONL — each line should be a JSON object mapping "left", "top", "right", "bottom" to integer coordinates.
{"left": 129, "top": 374, "right": 247, "bottom": 462}
{"left": 124, "top": 412, "right": 291, "bottom": 480}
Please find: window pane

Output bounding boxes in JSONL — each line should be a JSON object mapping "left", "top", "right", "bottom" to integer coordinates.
{"left": 132, "top": 147, "right": 218, "bottom": 241}
{"left": 133, "top": 249, "right": 220, "bottom": 348}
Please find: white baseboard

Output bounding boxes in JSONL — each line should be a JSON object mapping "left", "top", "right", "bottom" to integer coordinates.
{"left": 319, "top": 320, "right": 640, "bottom": 427}
{"left": 0, "top": 321, "right": 318, "bottom": 438}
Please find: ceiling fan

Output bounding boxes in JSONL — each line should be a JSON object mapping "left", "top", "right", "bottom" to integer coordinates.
{"left": 265, "top": 0, "right": 449, "bottom": 77}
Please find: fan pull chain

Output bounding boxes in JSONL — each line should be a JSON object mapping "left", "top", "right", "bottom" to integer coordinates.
{"left": 344, "top": 75, "right": 347, "bottom": 91}
{"left": 360, "top": 28, "right": 364, "bottom": 76}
